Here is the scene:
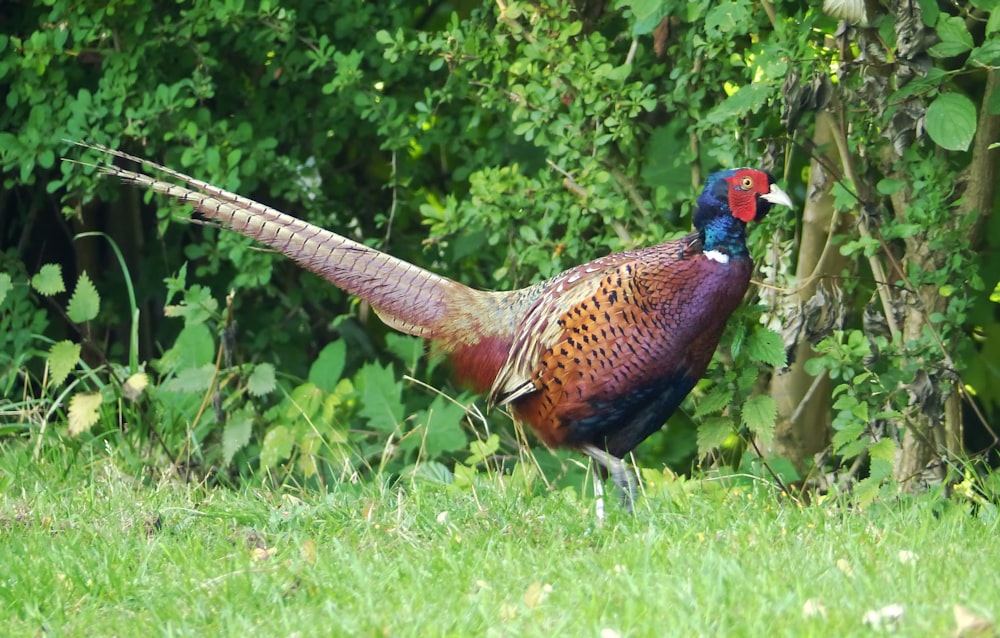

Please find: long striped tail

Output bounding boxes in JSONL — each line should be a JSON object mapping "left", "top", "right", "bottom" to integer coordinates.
{"left": 79, "top": 143, "right": 490, "bottom": 342}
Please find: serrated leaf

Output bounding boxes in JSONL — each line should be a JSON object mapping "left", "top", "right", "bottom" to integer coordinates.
{"left": 358, "top": 362, "right": 403, "bottom": 434}
{"left": 385, "top": 333, "right": 423, "bottom": 370}
{"left": 159, "top": 323, "right": 215, "bottom": 372}
{"left": 926, "top": 93, "right": 977, "bottom": 152}
{"left": 0, "top": 272, "right": 12, "bottom": 306}
{"left": 297, "top": 431, "right": 322, "bottom": 478}
{"left": 695, "top": 385, "right": 734, "bottom": 418}
{"left": 32, "top": 263, "right": 65, "bottom": 296}
{"left": 745, "top": 328, "right": 787, "bottom": 367}
{"left": 163, "top": 364, "right": 216, "bottom": 393}
{"left": 48, "top": 340, "right": 81, "bottom": 387}
{"left": 285, "top": 382, "right": 324, "bottom": 421}
{"left": 308, "top": 340, "right": 346, "bottom": 392}
{"left": 223, "top": 409, "right": 254, "bottom": 465}
{"left": 247, "top": 363, "right": 276, "bottom": 397}
{"left": 67, "top": 271, "right": 100, "bottom": 323}
{"left": 465, "top": 433, "right": 500, "bottom": 466}
{"left": 697, "top": 416, "right": 735, "bottom": 456}
{"left": 414, "top": 396, "right": 468, "bottom": 458}
{"left": 122, "top": 372, "right": 149, "bottom": 401}
{"left": 68, "top": 391, "right": 102, "bottom": 435}
{"left": 742, "top": 395, "right": 777, "bottom": 445}
{"left": 260, "top": 424, "right": 295, "bottom": 469}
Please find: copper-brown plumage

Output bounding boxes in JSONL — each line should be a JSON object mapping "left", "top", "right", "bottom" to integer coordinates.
{"left": 80, "top": 143, "right": 792, "bottom": 513}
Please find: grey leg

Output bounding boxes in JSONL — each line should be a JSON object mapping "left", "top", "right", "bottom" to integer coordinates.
{"left": 582, "top": 444, "right": 637, "bottom": 515}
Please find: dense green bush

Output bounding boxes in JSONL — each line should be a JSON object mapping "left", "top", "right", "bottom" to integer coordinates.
{"left": 1, "top": 1, "right": 997, "bottom": 500}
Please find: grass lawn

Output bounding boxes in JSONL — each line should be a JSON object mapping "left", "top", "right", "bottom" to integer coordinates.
{"left": 0, "top": 443, "right": 997, "bottom": 637}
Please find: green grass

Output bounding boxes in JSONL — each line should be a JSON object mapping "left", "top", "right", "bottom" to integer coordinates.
{"left": 0, "top": 444, "right": 997, "bottom": 638}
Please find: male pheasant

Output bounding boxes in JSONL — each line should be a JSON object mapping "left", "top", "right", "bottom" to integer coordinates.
{"left": 82, "top": 144, "right": 792, "bottom": 513}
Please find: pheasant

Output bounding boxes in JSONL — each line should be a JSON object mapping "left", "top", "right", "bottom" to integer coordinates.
{"left": 80, "top": 143, "right": 792, "bottom": 513}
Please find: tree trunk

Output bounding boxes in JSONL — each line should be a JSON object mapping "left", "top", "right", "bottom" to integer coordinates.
{"left": 769, "top": 111, "right": 849, "bottom": 471}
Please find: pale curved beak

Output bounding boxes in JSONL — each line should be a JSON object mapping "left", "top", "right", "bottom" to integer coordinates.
{"left": 761, "top": 184, "right": 793, "bottom": 209}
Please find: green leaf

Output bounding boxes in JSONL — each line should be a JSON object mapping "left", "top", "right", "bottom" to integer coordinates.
{"left": 260, "top": 424, "right": 295, "bottom": 469}
{"left": 465, "top": 433, "right": 500, "bottom": 466}
{"left": 163, "top": 364, "right": 216, "bottom": 393}
{"left": 705, "top": 0, "right": 751, "bottom": 37}
{"left": 925, "top": 93, "right": 977, "bottom": 152}
{"left": 385, "top": 333, "right": 424, "bottom": 369}
{"left": 624, "top": 0, "right": 670, "bottom": 36}
{"left": 48, "top": 340, "right": 81, "bottom": 387}
{"left": 223, "top": 409, "right": 254, "bottom": 465}
{"left": 406, "top": 396, "right": 468, "bottom": 458}
{"left": 868, "top": 438, "right": 897, "bottom": 481}
{"left": 67, "top": 271, "right": 100, "bottom": 323}
{"left": 929, "top": 16, "right": 974, "bottom": 58}
{"left": 697, "top": 416, "right": 735, "bottom": 456}
{"left": 745, "top": 328, "right": 787, "bottom": 367}
{"left": 160, "top": 323, "right": 215, "bottom": 372}
{"left": 695, "top": 385, "right": 734, "bottom": 418}
{"left": 742, "top": 395, "right": 777, "bottom": 445}
{"left": 308, "top": 340, "right": 346, "bottom": 392}
{"left": 876, "top": 178, "right": 906, "bottom": 195}
{"left": 31, "top": 263, "right": 65, "bottom": 296}
{"left": 285, "top": 382, "right": 324, "bottom": 421}
{"left": 0, "top": 272, "right": 11, "bottom": 306}
{"left": 970, "top": 40, "right": 1000, "bottom": 67}
{"left": 247, "top": 363, "right": 276, "bottom": 397}
{"left": 704, "top": 83, "right": 772, "bottom": 125}
{"left": 358, "top": 362, "right": 404, "bottom": 433}
{"left": 914, "top": 0, "right": 939, "bottom": 26}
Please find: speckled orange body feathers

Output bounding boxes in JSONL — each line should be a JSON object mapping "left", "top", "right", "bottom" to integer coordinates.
{"left": 81, "top": 143, "right": 792, "bottom": 512}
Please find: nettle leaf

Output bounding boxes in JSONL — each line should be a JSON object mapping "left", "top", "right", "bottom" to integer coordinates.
{"left": 160, "top": 323, "right": 215, "bottom": 372}
{"left": 223, "top": 409, "right": 254, "bottom": 465}
{"left": 0, "top": 272, "right": 12, "bottom": 306}
{"left": 745, "top": 328, "right": 787, "bottom": 367}
{"left": 163, "top": 364, "right": 216, "bottom": 393}
{"left": 247, "top": 363, "right": 276, "bottom": 397}
{"left": 697, "top": 416, "right": 735, "bottom": 456}
{"left": 308, "top": 340, "right": 346, "bottom": 392}
{"left": 465, "top": 433, "right": 500, "bottom": 466}
{"left": 31, "top": 263, "right": 65, "bottom": 296}
{"left": 122, "top": 372, "right": 149, "bottom": 401}
{"left": 695, "top": 385, "right": 734, "bottom": 418}
{"left": 742, "top": 395, "right": 777, "bottom": 445}
{"left": 385, "top": 333, "right": 424, "bottom": 370}
{"left": 926, "top": 93, "right": 977, "bottom": 152}
{"left": 418, "top": 395, "right": 468, "bottom": 458}
{"left": 68, "top": 391, "right": 102, "bottom": 435}
{"left": 358, "top": 362, "right": 404, "bottom": 434}
{"left": 67, "top": 271, "right": 100, "bottom": 323}
{"left": 260, "top": 424, "right": 295, "bottom": 469}
{"left": 48, "top": 340, "right": 81, "bottom": 387}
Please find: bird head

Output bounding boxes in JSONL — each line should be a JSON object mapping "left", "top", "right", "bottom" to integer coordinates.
{"left": 695, "top": 168, "right": 793, "bottom": 228}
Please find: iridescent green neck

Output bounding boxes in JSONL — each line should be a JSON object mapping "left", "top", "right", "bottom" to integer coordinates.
{"left": 700, "top": 214, "right": 749, "bottom": 259}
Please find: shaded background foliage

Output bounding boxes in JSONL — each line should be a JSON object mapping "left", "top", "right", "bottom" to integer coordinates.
{"left": 1, "top": 0, "right": 998, "bottom": 498}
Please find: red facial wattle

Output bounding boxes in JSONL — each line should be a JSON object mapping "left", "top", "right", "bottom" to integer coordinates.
{"left": 726, "top": 170, "right": 765, "bottom": 223}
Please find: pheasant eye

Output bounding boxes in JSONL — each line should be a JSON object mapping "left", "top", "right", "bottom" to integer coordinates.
{"left": 740, "top": 177, "right": 753, "bottom": 189}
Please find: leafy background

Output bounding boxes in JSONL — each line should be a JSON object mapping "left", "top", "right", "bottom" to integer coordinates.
{"left": 1, "top": 0, "right": 998, "bottom": 501}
